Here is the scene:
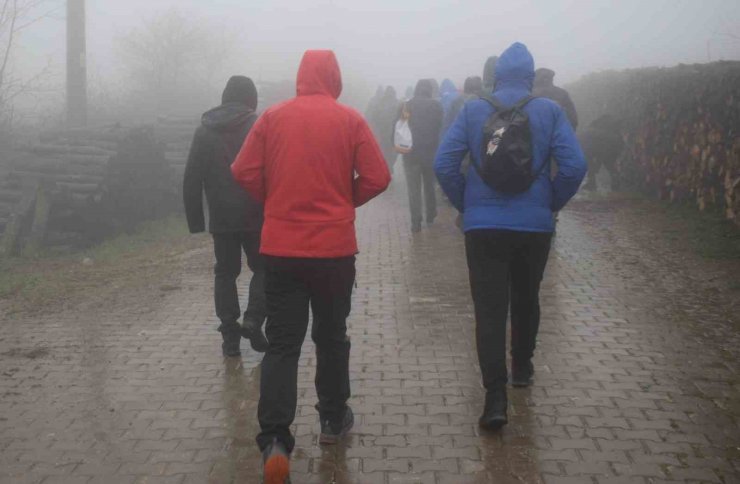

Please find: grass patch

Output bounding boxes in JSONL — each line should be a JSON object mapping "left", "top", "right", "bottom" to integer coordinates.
{"left": 0, "top": 214, "right": 207, "bottom": 315}
{"left": 657, "top": 201, "right": 740, "bottom": 260}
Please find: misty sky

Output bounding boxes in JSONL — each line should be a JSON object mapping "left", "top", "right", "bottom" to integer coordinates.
{"left": 16, "top": 0, "right": 740, "bottom": 102}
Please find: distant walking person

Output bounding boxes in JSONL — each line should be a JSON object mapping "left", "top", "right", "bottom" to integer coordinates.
{"left": 483, "top": 56, "right": 498, "bottom": 93}
{"left": 439, "top": 78, "right": 459, "bottom": 116}
{"left": 231, "top": 50, "right": 390, "bottom": 484}
{"left": 435, "top": 43, "right": 587, "bottom": 430}
{"left": 579, "top": 114, "right": 625, "bottom": 191}
{"left": 183, "top": 76, "right": 268, "bottom": 357}
{"left": 364, "top": 85, "right": 383, "bottom": 121}
{"left": 372, "top": 86, "right": 401, "bottom": 172}
{"left": 400, "top": 79, "right": 443, "bottom": 232}
{"left": 533, "top": 68, "right": 578, "bottom": 130}
{"left": 444, "top": 76, "right": 483, "bottom": 133}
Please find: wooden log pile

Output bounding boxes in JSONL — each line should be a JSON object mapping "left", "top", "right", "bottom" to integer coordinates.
{"left": 156, "top": 116, "right": 199, "bottom": 187}
{"left": 101, "top": 127, "right": 176, "bottom": 233}
{"left": 568, "top": 61, "right": 740, "bottom": 225}
{"left": 0, "top": 125, "right": 179, "bottom": 255}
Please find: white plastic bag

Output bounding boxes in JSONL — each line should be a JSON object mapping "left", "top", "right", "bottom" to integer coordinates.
{"left": 394, "top": 118, "right": 413, "bottom": 154}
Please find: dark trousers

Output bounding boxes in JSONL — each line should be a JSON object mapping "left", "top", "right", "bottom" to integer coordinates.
{"left": 465, "top": 230, "right": 552, "bottom": 390}
{"left": 256, "top": 256, "right": 356, "bottom": 453}
{"left": 213, "top": 232, "right": 267, "bottom": 334}
{"left": 403, "top": 158, "right": 437, "bottom": 226}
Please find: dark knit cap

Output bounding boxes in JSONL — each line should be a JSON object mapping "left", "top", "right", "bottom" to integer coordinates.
{"left": 222, "top": 75, "right": 258, "bottom": 109}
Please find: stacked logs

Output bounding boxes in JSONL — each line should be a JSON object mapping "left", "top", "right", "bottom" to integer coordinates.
{"left": 568, "top": 61, "right": 740, "bottom": 225}
{"left": 0, "top": 125, "right": 179, "bottom": 255}
{"left": 156, "top": 116, "right": 199, "bottom": 187}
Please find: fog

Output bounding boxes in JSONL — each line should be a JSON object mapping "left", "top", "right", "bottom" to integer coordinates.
{"left": 12, "top": 0, "right": 740, "bottom": 118}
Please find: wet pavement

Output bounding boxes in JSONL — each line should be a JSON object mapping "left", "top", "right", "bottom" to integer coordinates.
{"left": 1, "top": 180, "right": 739, "bottom": 484}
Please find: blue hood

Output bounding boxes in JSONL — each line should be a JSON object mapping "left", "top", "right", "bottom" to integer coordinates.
{"left": 440, "top": 79, "right": 457, "bottom": 95}
{"left": 440, "top": 79, "right": 459, "bottom": 114}
{"left": 494, "top": 42, "right": 535, "bottom": 91}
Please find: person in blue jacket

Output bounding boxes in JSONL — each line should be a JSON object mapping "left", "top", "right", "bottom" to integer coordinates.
{"left": 434, "top": 42, "right": 587, "bottom": 430}
{"left": 439, "top": 78, "right": 460, "bottom": 116}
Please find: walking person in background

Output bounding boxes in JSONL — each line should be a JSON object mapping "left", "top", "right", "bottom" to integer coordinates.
{"left": 444, "top": 75, "right": 484, "bottom": 134}
{"left": 231, "top": 50, "right": 390, "bottom": 484}
{"left": 439, "top": 78, "right": 460, "bottom": 117}
{"left": 373, "top": 86, "right": 401, "bottom": 173}
{"left": 400, "top": 79, "right": 443, "bottom": 233}
{"left": 482, "top": 56, "right": 499, "bottom": 93}
{"left": 183, "top": 75, "right": 269, "bottom": 358}
{"left": 427, "top": 78, "right": 441, "bottom": 100}
{"left": 533, "top": 68, "right": 578, "bottom": 130}
{"left": 534, "top": 67, "right": 580, "bottom": 226}
{"left": 364, "top": 85, "right": 383, "bottom": 122}
{"left": 435, "top": 42, "right": 587, "bottom": 431}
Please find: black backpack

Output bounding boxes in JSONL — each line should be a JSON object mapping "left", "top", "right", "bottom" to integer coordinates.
{"left": 474, "top": 95, "right": 546, "bottom": 194}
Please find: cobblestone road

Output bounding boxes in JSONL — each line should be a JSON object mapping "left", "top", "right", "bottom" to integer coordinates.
{"left": 1, "top": 180, "right": 739, "bottom": 484}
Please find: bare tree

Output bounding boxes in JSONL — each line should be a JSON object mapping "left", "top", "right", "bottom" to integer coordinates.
{"left": 117, "top": 8, "right": 235, "bottom": 116}
{"left": 0, "top": 0, "right": 59, "bottom": 131}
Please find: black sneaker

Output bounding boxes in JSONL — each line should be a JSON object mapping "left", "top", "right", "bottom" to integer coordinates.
{"left": 511, "top": 360, "right": 534, "bottom": 388}
{"left": 479, "top": 388, "right": 508, "bottom": 431}
{"left": 221, "top": 331, "right": 241, "bottom": 357}
{"left": 242, "top": 319, "right": 269, "bottom": 353}
{"left": 319, "top": 406, "right": 354, "bottom": 445}
{"left": 262, "top": 438, "right": 290, "bottom": 484}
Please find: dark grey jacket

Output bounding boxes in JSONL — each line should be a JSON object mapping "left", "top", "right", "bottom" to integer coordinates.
{"left": 183, "top": 103, "right": 262, "bottom": 233}
{"left": 533, "top": 82, "right": 579, "bottom": 130}
{"left": 403, "top": 80, "right": 444, "bottom": 163}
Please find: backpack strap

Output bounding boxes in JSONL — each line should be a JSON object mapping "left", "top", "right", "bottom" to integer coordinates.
{"left": 514, "top": 95, "right": 535, "bottom": 109}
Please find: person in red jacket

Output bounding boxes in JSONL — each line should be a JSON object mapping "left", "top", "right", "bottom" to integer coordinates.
{"left": 231, "top": 50, "right": 390, "bottom": 484}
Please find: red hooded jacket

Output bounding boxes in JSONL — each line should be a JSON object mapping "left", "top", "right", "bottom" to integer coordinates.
{"left": 231, "top": 50, "right": 391, "bottom": 258}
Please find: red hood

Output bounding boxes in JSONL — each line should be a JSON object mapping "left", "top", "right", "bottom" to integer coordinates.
{"left": 296, "top": 50, "right": 342, "bottom": 99}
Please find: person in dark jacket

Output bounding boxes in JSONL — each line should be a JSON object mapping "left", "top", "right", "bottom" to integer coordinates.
{"left": 579, "top": 114, "right": 624, "bottom": 191}
{"left": 533, "top": 68, "right": 578, "bottom": 130}
{"left": 183, "top": 75, "right": 268, "bottom": 358}
{"left": 483, "top": 56, "right": 498, "bottom": 93}
{"left": 427, "top": 78, "right": 441, "bottom": 100}
{"left": 364, "top": 85, "right": 383, "bottom": 121}
{"left": 435, "top": 42, "right": 587, "bottom": 431}
{"left": 444, "top": 76, "right": 483, "bottom": 133}
{"left": 372, "top": 86, "right": 400, "bottom": 172}
{"left": 402, "top": 79, "right": 444, "bottom": 232}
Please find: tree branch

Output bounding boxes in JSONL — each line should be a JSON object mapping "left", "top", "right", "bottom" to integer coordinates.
{"left": 0, "top": 0, "right": 19, "bottom": 93}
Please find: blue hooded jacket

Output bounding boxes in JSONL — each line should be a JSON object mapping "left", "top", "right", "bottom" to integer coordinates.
{"left": 434, "top": 42, "right": 587, "bottom": 233}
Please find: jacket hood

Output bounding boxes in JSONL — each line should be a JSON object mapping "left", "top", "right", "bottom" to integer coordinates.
{"left": 202, "top": 103, "right": 255, "bottom": 131}
{"left": 494, "top": 42, "right": 535, "bottom": 89}
{"left": 222, "top": 76, "right": 258, "bottom": 108}
{"left": 534, "top": 68, "right": 555, "bottom": 88}
{"left": 440, "top": 79, "right": 457, "bottom": 95}
{"left": 382, "top": 86, "right": 397, "bottom": 100}
{"left": 296, "top": 50, "right": 342, "bottom": 98}
{"left": 414, "top": 79, "right": 434, "bottom": 98}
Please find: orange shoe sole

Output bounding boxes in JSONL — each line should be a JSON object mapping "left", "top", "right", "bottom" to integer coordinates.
{"left": 263, "top": 453, "right": 290, "bottom": 484}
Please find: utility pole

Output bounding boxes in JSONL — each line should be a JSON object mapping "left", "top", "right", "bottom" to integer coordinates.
{"left": 67, "top": 0, "right": 87, "bottom": 126}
